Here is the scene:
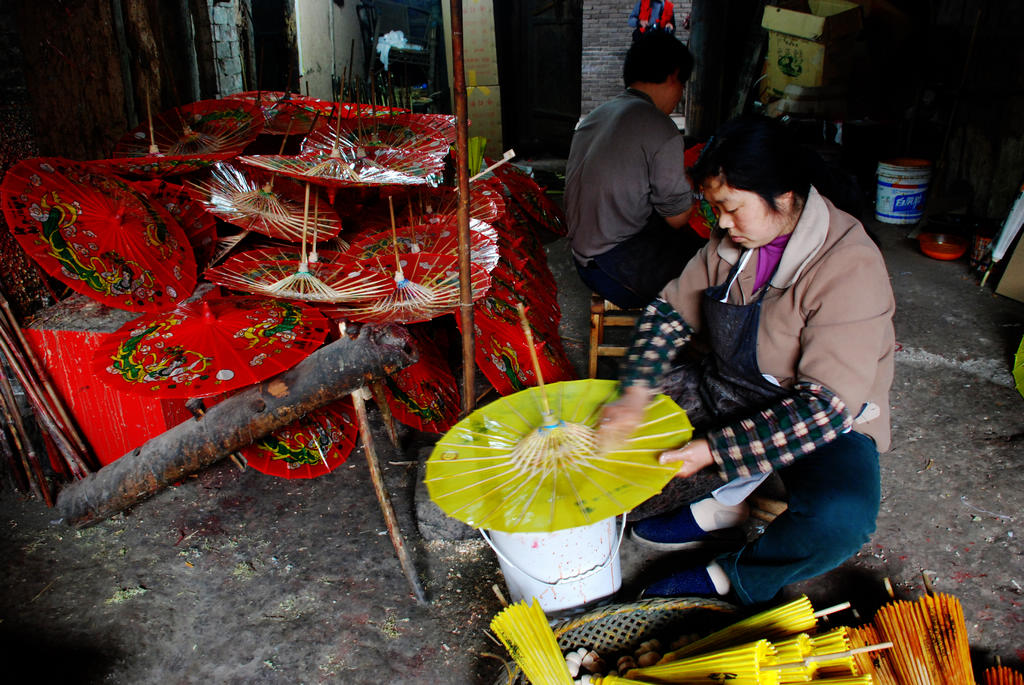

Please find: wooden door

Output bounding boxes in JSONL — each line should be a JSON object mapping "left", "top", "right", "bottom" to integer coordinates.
{"left": 495, "top": 0, "right": 582, "bottom": 157}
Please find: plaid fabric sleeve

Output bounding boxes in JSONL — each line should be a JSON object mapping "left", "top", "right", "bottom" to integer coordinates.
{"left": 705, "top": 382, "right": 853, "bottom": 482}
{"left": 620, "top": 298, "right": 694, "bottom": 390}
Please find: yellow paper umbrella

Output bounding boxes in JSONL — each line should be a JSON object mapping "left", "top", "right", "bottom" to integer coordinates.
{"left": 1014, "top": 334, "right": 1024, "bottom": 398}
{"left": 809, "top": 626, "right": 859, "bottom": 678}
{"left": 658, "top": 596, "right": 824, "bottom": 664}
{"left": 772, "top": 633, "right": 813, "bottom": 683}
{"left": 625, "top": 639, "right": 780, "bottom": 684}
{"left": 490, "top": 600, "right": 573, "bottom": 685}
{"left": 425, "top": 378, "right": 692, "bottom": 533}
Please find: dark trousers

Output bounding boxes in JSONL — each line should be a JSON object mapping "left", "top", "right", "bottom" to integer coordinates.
{"left": 574, "top": 215, "right": 706, "bottom": 309}
{"left": 716, "top": 431, "right": 881, "bottom": 604}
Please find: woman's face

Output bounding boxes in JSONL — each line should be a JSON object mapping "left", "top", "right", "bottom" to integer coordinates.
{"left": 701, "top": 175, "right": 799, "bottom": 249}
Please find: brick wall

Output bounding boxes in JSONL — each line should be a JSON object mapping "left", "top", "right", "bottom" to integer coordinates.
{"left": 581, "top": 0, "right": 692, "bottom": 118}
{"left": 210, "top": 0, "right": 250, "bottom": 97}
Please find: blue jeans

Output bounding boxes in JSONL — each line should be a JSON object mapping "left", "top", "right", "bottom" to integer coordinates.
{"left": 573, "top": 214, "right": 706, "bottom": 309}
{"left": 716, "top": 431, "right": 881, "bottom": 605}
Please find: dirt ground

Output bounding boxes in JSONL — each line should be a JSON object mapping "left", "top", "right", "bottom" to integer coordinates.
{"left": 1, "top": 201, "right": 1023, "bottom": 683}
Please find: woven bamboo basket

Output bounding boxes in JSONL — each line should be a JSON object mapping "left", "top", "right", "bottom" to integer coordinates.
{"left": 491, "top": 597, "right": 738, "bottom": 685}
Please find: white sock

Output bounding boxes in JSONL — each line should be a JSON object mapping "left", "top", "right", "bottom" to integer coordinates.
{"left": 690, "top": 497, "right": 749, "bottom": 532}
{"left": 706, "top": 561, "right": 731, "bottom": 595}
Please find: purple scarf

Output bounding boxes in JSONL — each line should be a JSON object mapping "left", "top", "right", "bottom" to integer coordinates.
{"left": 753, "top": 232, "right": 792, "bottom": 292}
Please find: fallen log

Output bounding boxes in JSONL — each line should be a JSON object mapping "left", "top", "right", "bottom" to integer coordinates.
{"left": 56, "top": 324, "right": 416, "bottom": 527}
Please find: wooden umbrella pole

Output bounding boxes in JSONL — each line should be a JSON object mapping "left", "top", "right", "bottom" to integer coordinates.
{"left": 351, "top": 387, "right": 427, "bottom": 604}
{"left": 450, "top": 0, "right": 475, "bottom": 416}
{"left": 516, "top": 303, "right": 550, "bottom": 416}
{"left": 300, "top": 182, "right": 311, "bottom": 266}
{"left": 368, "top": 380, "right": 400, "bottom": 448}
{"left": 469, "top": 148, "right": 516, "bottom": 183}
{"left": 0, "top": 296, "right": 90, "bottom": 460}
{"left": 146, "top": 97, "right": 159, "bottom": 155}
{"left": 0, "top": 366, "right": 50, "bottom": 505}
{"left": 387, "top": 195, "right": 403, "bottom": 276}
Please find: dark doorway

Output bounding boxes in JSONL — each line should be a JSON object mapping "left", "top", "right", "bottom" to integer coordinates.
{"left": 494, "top": 0, "right": 582, "bottom": 157}
{"left": 252, "top": 0, "right": 298, "bottom": 92}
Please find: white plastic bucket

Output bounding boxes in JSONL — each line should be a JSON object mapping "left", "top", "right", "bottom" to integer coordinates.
{"left": 875, "top": 159, "right": 932, "bottom": 224}
{"left": 482, "top": 516, "right": 625, "bottom": 615}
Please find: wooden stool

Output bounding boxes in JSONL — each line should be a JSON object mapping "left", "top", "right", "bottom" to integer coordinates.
{"left": 588, "top": 294, "right": 641, "bottom": 378}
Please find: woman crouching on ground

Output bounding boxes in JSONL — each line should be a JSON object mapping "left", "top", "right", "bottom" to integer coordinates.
{"left": 599, "top": 115, "right": 896, "bottom": 604}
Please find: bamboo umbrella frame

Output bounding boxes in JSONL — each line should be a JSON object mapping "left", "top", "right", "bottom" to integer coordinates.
{"left": 868, "top": 593, "right": 974, "bottom": 685}
{"left": 658, "top": 596, "right": 842, "bottom": 663}
{"left": 626, "top": 639, "right": 781, "bottom": 684}
{"left": 490, "top": 600, "right": 574, "bottom": 685}
{"left": 449, "top": 0, "right": 475, "bottom": 415}
{"left": 984, "top": 665, "right": 1024, "bottom": 685}
{"left": 848, "top": 624, "right": 901, "bottom": 685}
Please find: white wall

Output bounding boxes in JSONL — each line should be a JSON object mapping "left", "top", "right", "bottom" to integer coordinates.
{"left": 295, "top": 0, "right": 364, "bottom": 100}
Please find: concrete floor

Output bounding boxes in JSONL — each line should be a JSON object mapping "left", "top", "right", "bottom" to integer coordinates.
{"left": 1, "top": 201, "right": 1023, "bottom": 683}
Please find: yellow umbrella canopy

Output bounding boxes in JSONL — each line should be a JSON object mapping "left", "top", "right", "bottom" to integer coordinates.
{"left": 1014, "top": 333, "right": 1024, "bottom": 398}
{"left": 425, "top": 379, "right": 692, "bottom": 533}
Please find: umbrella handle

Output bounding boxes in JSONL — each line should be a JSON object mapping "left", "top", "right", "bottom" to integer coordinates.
{"left": 480, "top": 515, "right": 627, "bottom": 587}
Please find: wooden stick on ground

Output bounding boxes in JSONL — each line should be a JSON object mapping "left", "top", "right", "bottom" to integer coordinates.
{"left": 56, "top": 324, "right": 415, "bottom": 527}
{"left": 351, "top": 386, "right": 427, "bottom": 604}
{"left": 368, "top": 379, "right": 400, "bottom": 448}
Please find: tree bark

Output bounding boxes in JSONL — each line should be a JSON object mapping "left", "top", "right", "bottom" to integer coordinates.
{"left": 56, "top": 324, "right": 416, "bottom": 528}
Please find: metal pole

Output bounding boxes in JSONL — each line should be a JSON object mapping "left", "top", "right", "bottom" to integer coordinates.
{"left": 449, "top": 0, "right": 475, "bottom": 416}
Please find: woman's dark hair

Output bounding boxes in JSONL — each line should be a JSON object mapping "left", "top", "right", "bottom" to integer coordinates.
{"left": 690, "top": 116, "right": 811, "bottom": 211}
{"left": 690, "top": 115, "right": 865, "bottom": 218}
{"left": 623, "top": 32, "right": 693, "bottom": 86}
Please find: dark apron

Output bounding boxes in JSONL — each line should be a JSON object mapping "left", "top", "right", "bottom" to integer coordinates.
{"left": 662, "top": 250, "right": 789, "bottom": 430}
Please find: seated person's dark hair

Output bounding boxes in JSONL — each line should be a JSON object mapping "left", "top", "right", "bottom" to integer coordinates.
{"left": 691, "top": 115, "right": 864, "bottom": 219}
{"left": 623, "top": 31, "right": 693, "bottom": 86}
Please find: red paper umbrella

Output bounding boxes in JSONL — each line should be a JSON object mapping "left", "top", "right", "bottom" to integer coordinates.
{"left": 341, "top": 182, "right": 506, "bottom": 233}
{"left": 92, "top": 293, "right": 328, "bottom": 399}
{"left": 134, "top": 179, "right": 218, "bottom": 270}
{"left": 92, "top": 99, "right": 264, "bottom": 177}
{"left": 204, "top": 249, "right": 395, "bottom": 303}
{"left": 224, "top": 91, "right": 333, "bottom": 135}
{"left": 346, "top": 216, "right": 500, "bottom": 274}
{"left": 380, "top": 324, "right": 460, "bottom": 434}
{"left": 186, "top": 162, "right": 342, "bottom": 241}
{"left": 241, "top": 397, "right": 359, "bottom": 479}
{"left": 340, "top": 251, "right": 490, "bottom": 324}
{"left": 490, "top": 160, "right": 566, "bottom": 236}
{"left": 238, "top": 146, "right": 445, "bottom": 195}
{"left": 301, "top": 114, "right": 455, "bottom": 157}
{"left": 0, "top": 157, "right": 197, "bottom": 311}
{"left": 468, "top": 310, "right": 577, "bottom": 396}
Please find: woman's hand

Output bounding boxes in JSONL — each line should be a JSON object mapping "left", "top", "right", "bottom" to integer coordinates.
{"left": 659, "top": 438, "right": 714, "bottom": 478}
{"left": 596, "top": 385, "right": 652, "bottom": 452}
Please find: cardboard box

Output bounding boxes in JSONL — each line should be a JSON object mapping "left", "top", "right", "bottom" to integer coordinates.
{"left": 761, "top": 0, "right": 862, "bottom": 97}
{"left": 442, "top": 0, "right": 499, "bottom": 88}
{"left": 467, "top": 84, "right": 503, "bottom": 152}
{"left": 996, "top": 233, "right": 1024, "bottom": 303}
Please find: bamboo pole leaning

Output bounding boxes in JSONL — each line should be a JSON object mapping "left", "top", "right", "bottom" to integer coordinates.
{"left": 0, "top": 293, "right": 94, "bottom": 500}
